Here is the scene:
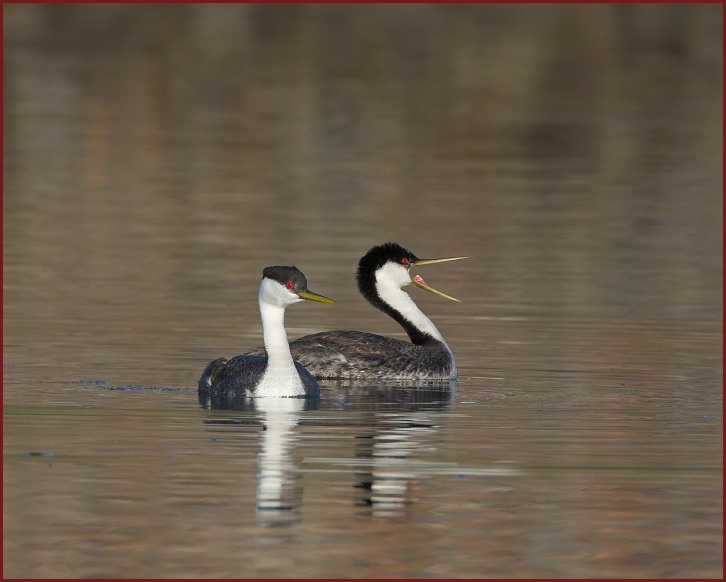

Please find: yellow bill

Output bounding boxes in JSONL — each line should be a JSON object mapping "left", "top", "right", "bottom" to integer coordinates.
{"left": 413, "top": 255, "right": 468, "bottom": 266}
{"left": 295, "top": 290, "right": 336, "bottom": 304}
{"left": 411, "top": 274, "right": 462, "bottom": 302}
{"left": 408, "top": 254, "right": 466, "bottom": 301}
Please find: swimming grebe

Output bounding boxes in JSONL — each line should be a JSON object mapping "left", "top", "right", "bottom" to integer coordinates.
{"left": 198, "top": 266, "right": 334, "bottom": 399}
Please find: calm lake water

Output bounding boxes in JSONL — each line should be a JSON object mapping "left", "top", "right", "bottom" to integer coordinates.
{"left": 3, "top": 4, "right": 723, "bottom": 579}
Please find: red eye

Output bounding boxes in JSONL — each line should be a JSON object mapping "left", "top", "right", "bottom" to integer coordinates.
{"left": 401, "top": 257, "right": 409, "bottom": 264}
{"left": 286, "top": 282, "right": 293, "bottom": 289}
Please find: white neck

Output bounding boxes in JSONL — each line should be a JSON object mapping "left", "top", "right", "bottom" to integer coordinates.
{"left": 375, "top": 263, "right": 448, "bottom": 345}
{"left": 254, "top": 281, "right": 306, "bottom": 397}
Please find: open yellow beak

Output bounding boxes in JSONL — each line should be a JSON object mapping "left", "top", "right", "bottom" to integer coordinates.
{"left": 409, "top": 255, "right": 468, "bottom": 302}
{"left": 295, "top": 290, "right": 335, "bottom": 304}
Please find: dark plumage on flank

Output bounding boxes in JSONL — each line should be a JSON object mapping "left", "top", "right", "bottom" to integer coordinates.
{"left": 198, "top": 355, "right": 320, "bottom": 399}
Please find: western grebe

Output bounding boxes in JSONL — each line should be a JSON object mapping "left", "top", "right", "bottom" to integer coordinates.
{"left": 246, "top": 243, "right": 467, "bottom": 380}
{"left": 198, "top": 266, "right": 334, "bottom": 399}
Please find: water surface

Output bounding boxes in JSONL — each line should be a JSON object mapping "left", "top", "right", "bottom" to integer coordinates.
{"left": 3, "top": 4, "right": 722, "bottom": 578}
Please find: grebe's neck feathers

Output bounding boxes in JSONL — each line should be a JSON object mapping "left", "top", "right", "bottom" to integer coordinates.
{"left": 356, "top": 243, "right": 441, "bottom": 346}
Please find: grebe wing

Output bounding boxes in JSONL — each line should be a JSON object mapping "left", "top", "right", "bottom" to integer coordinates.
{"left": 199, "top": 355, "right": 268, "bottom": 394}
{"left": 245, "top": 330, "right": 419, "bottom": 378}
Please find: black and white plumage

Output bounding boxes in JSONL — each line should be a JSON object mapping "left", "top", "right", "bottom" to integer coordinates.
{"left": 198, "top": 266, "right": 334, "bottom": 400}
{"left": 245, "top": 243, "right": 467, "bottom": 380}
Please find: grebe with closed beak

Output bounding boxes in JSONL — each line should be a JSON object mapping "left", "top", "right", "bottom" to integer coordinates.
{"left": 198, "top": 266, "right": 334, "bottom": 399}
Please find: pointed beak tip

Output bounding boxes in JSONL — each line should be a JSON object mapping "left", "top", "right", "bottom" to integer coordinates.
{"left": 297, "top": 291, "right": 335, "bottom": 304}
{"left": 410, "top": 277, "right": 462, "bottom": 302}
{"left": 313, "top": 295, "right": 336, "bottom": 305}
{"left": 413, "top": 255, "right": 469, "bottom": 266}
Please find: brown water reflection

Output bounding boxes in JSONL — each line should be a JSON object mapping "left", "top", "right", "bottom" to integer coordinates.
{"left": 3, "top": 4, "right": 722, "bottom": 579}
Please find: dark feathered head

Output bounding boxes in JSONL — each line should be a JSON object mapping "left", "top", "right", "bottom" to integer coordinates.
{"left": 356, "top": 242, "right": 418, "bottom": 288}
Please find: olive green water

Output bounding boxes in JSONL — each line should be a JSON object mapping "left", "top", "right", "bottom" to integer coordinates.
{"left": 3, "top": 4, "right": 722, "bottom": 578}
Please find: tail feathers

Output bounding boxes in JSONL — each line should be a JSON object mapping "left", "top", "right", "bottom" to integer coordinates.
{"left": 198, "top": 357, "right": 228, "bottom": 391}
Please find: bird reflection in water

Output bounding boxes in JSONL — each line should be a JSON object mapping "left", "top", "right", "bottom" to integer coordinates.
{"left": 200, "top": 381, "right": 455, "bottom": 523}
{"left": 254, "top": 398, "right": 306, "bottom": 525}
{"left": 352, "top": 412, "right": 442, "bottom": 518}
{"left": 200, "top": 394, "right": 315, "bottom": 526}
